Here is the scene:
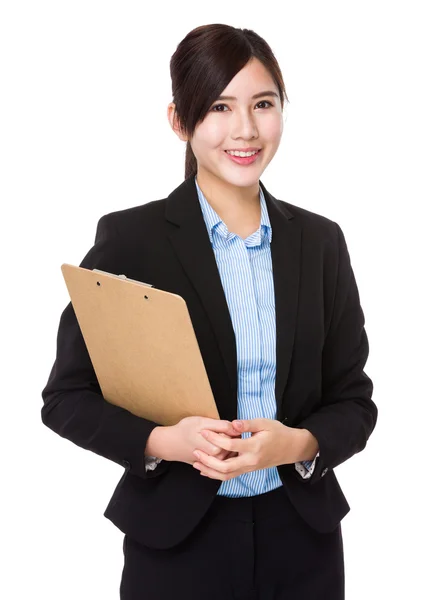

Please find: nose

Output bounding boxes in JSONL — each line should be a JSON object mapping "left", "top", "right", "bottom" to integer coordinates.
{"left": 231, "top": 107, "right": 258, "bottom": 141}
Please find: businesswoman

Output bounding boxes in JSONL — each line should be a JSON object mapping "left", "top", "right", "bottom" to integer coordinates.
{"left": 41, "top": 24, "right": 377, "bottom": 599}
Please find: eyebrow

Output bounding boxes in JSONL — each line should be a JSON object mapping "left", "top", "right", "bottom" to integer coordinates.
{"left": 216, "top": 91, "right": 279, "bottom": 101}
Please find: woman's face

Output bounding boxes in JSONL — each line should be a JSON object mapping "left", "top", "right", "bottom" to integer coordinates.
{"left": 170, "top": 58, "right": 284, "bottom": 188}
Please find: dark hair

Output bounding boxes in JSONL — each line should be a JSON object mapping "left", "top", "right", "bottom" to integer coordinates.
{"left": 169, "top": 24, "right": 289, "bottom": 180}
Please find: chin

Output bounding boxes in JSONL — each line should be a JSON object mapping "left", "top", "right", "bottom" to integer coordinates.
{"left": 219, "top": 174, "right": 261, "bottom": 188}
{"left": 219, "top": 165, "right": 264, "bottom": 184}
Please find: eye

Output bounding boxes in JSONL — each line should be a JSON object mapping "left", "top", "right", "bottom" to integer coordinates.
{"left": 211, "top": 100, "right": 273, "bottom": 112}
{"left": 256, "top": 100, "right": 273, "bottom": 109}
{"left": 211, "top": 103, "right": 228, "bottom": 112}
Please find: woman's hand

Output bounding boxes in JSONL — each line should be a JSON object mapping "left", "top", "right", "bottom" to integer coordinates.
{"left": 163, "top": 416, "right": 241, "bottom": 466}
{"left": 192, "top": 418, "right": 307, "bottom": 480}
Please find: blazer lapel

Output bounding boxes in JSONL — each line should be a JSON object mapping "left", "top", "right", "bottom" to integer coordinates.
{"left": 165, "top": 175, "right": 302, "bottom": 422}
{"left": 261, "top": 181, "right": 302, "bottom": 419}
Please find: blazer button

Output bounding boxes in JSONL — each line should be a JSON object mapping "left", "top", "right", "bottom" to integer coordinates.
{"left": 122, "top": 460, "right": 131, "bottom": 470}
{"left": 321, "top": 468, "right": 328, "bottom": 477}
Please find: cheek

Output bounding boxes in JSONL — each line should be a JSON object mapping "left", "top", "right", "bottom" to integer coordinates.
{"left": 263, "top": 114, "right": 283, "bottom": 142}
{"left": 195, "top": 122, "right": 225, "bottom": 149}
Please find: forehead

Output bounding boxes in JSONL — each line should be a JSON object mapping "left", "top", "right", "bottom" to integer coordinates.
{"left": 220, "top": 59, "right": 277, "bottom": 98}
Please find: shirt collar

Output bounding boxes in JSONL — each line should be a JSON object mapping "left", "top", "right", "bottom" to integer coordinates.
{"left": 194, "top": 176, "right": 273, "bottom": 246}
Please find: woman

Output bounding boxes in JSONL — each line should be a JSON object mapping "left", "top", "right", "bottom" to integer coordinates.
{"left": 41, "top": 23, "right": 377, "bottom": 599}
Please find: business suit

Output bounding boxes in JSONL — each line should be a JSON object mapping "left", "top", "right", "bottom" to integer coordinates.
{"left": 41, "top": 174, "right": 376, "bottom": 593}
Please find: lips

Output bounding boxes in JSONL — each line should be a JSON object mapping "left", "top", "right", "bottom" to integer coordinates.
{"left": 224, "top": 149, "right": 262, "bottom": 165}
{"left": 224, "top": 148, "right": 261, "bottom": 153}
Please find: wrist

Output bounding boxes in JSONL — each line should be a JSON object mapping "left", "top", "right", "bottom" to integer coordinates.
{"left": 284, "top": 427, "right": 319, "bottom": 463}
{"left": 145, "top": 426, "right": 173, "bottom": 461}
{"left": 296, "top": 427, "right": 319, "bottom": 462}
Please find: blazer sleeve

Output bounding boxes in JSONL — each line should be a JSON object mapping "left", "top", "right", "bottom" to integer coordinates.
{"left": 41, "top": 213, "right": 170, "bottom": 480}
{"left": 294, "top": 221, "right": 378, "bottom": 484}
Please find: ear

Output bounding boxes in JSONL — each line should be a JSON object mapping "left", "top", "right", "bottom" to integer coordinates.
{"left": 167, "top": 102, "right": 188, "bottom": 142}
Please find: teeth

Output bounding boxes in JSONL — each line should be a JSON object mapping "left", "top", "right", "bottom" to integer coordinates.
{"left": 226, "top": 150, "right": 259, "bottom": 157}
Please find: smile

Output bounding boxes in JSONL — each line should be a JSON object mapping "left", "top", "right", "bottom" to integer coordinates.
{"left": 224, "top": 149, "right": 262, "bottom": 165}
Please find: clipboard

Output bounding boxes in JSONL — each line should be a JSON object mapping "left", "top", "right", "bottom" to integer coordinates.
{"left": 61, "top": 263, "right": 220, "bottom": 426}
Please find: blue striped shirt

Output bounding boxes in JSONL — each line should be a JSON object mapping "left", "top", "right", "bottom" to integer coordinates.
{"left": 194, "top": 177, "right": 317, "bottom": 497}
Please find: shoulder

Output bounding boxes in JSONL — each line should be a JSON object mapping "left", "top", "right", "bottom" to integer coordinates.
{"left": 94, "top": 198, "right": 167, "bottom": 240}
{"left": 276, "top": 198, "right": 341, "bottom": 245}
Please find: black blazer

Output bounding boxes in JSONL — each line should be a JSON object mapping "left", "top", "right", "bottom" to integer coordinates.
{"left": 41, "top": 174, "right": 377, "bottom": 550}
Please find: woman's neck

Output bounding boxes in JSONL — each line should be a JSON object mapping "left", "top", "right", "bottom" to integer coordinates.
{"left": 195, "top": 170, "right": 261, "bottom": 223}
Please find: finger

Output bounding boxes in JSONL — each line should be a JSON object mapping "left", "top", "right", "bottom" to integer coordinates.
{"left": 193, "top": 449, "right": 245, "bottom": 474}
{"left": 193, "top": 462, "right": 229, "bottom": 481}
{"left": 217, "top": 431, "right": 243, "bottom": 439}
{"left": 205, "top": 444, "right": 236, "bottom": 460}
{"left": 200, "top": 430, "right": 248, "bottom": 453}
{"left": 197, "top": 430, "right": 229, "bottom": 456}
{"left": 197, "top": 443, "right": 230, "bottom": 459}
{"left": 232, "top": 418, "right": 268, "bottom": 433}
{"left": 202, "top": 441, "right": 223, "bottom": 456}
{"left": 201, "top": 419, "right": 242, "bottom": 437}
{"left": 210, "top": 448, "right": 238, "bottom": 461}
{"left": 219, "top": 450, "right": 238, "bottom": 461}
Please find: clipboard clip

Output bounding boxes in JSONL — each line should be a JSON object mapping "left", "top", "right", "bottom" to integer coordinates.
{"left": 92, "top": 269, "right": 154, "bottom": 288}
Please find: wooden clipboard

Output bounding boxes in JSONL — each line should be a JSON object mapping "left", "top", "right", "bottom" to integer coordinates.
{"left": 61, "top": 263, "right": 220, "bottom": 426}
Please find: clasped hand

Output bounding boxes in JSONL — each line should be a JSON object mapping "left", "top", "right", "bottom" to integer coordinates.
{"left": 193, "top": 418, "right": 300, "bottom": 481}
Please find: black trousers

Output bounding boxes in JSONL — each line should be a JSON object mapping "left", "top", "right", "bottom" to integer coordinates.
{"left": 120, "top": 485, "right": 345, "bottom": 600}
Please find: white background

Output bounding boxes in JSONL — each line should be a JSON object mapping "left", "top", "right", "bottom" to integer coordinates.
{"left": 1, "top": 1, "right": 439, "bottom": 598}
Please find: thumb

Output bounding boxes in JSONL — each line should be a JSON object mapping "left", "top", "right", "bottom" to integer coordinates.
{"left": 207, "top": 420, "right": 244, "bottom": 437}
{"left": 232, "top": 418, "right": 265, "bottom": 432}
